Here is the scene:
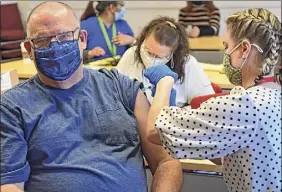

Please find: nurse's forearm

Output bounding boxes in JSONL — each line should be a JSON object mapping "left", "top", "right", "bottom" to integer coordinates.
{"left": 147, "top": 77, "right": 174, "bottom": 144}
{"left": 125, "top": 35, "right": 135, "bottom": 46}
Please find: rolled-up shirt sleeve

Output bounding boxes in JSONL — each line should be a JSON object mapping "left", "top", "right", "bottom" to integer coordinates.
{"left": 1, "top": 103, "right": 30, "bottom": 185}
{"left": 155, "top": 87, "right": 258, "bottom": 159}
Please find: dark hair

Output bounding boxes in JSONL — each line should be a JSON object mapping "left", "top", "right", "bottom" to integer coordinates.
{"left": 135, "top": 17, "right": 190, "bottom": 83}
{"left": 80, "top": 1, "right": 118, "bottom": 21}
{"left": 80, "top": 1, "right": 96, "bottom": 21}
{"left": 96, "top": 1, "right": 117, "bottom": 13}
{"left": 186, "top": 1, "right": 217, "bottom": 13}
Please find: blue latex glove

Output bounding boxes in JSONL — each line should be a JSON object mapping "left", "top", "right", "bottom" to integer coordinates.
{"left": 144, "top": 65, "right": 178, "bottom": 86}
{"left": 151, "top": 87, "right": 177, "bottom": 106}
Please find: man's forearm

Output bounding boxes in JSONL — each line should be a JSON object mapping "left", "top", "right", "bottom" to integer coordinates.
{"left": 151, "top": 159, "right": 183, "bottom": 192}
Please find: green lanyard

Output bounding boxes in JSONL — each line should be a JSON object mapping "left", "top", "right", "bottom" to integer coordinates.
{"left": 98, "top": 16, "right": 117, "bottom": 56}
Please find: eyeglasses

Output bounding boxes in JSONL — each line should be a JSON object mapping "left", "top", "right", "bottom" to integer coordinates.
{"left": 28, "top": 28, "right": 80, "bottom": 48}
{"left": 142, "top": 42, "right": 172, "bottom": 60}
{"left": 144, "top": 47, "right": 172, "bottom": 60}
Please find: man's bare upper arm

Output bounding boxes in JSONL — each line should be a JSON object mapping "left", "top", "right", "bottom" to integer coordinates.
{"left": 133, "top": 90, "right": 179, "bottom": 174}
{"left": 1, "top": 183, "right": 24, "bottom": 192}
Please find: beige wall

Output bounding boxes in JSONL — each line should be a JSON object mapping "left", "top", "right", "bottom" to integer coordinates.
{"left": 2, "top": 1, "right": 281, "bottom": 36}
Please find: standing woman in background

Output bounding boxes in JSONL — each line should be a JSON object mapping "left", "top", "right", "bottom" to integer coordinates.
{"left": 117, "top": 17, "right": 214, "bottom": 107}
{"left": 179, "top": 1, "right": 220, "bottom": 38}
{"left": 146, "top": 8, "right": 281, "bottom": 192}
{"left": 81, "top": 1, "right": 134, "bottom": 62}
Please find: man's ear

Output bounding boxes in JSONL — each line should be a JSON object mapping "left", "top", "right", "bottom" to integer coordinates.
{"left": 24, "top": 41, "right": 33, "bottom": 60}
{"left": 79, "top": 30, "right": 87, "bottom": 50}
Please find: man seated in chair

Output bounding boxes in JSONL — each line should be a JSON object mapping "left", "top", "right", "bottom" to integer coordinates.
{"left": 0, "top": 2, "right": 182, "bottom": 192}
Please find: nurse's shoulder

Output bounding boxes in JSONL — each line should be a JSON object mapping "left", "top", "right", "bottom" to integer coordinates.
{"left": 115, "top": 18, "right": 130, "bottom": 27}
{"left": 116, "top": 46, "right": 138, "bottom": 72}
{"left": 81, "top": 16, "right": 99, "bottom": 31}
{"left": 182, "top": 54, "right": 213, "bottom": 92}
{"left": 120, "top": 45, "right": 137, "bottom": 62}
{"left": 183, "top": 54, "right": 199, "bottom": 69}
{"left": 182, "top": 54, "right": 206, "bottom": 77}
{"left": 115, "top": 19, "right": 134, "bottom": 35}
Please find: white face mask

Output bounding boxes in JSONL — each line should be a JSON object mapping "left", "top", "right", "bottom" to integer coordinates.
{"left": 140, "top": 43, "right": 172, "bottom": 69}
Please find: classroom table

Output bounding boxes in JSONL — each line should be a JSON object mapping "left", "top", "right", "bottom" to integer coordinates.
{"left": 0, "top": 59, "right": 114, "bottom": 78}
{"left": 181, "top": 159, "right": 222, "bottom": 172}
{"left": 189, "top": 36, "right": 224, "bottom": 51}
{"left": 1, "top": 59, "right": 233, "bottom": 90}
{"left": 144, "top": 158, "right": 222, "bottom": 173}
{"left": 1, "top": 59, "right": 37, "bottom": 79}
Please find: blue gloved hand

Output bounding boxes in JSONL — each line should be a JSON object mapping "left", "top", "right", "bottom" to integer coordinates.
{"left": 144, "top": 65, "right": 178, "bottom": 86}
{"left": 151, "top": 87, "right": 177, "bottom": 106}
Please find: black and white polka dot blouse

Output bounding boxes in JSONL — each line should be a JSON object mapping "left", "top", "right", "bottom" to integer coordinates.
{"left": 155, "top": 86, "right": 281, "bottom": 192}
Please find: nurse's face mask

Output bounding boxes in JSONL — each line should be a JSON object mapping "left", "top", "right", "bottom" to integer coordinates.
{"left": 30, "top": 28, "right": 82, "bottom": 81}
{"left": 140, "top": 42, "right": 173, "bottom": 69}
{"left": 223, "top": 39, "right": 263, "bottom": 86}
{"left": 114, "top": 2, "right": 125, "bottom": 21}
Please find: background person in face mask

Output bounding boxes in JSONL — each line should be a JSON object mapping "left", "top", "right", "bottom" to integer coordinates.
{"left": 145, "top": 8, "right": 281, "bottom": 192}
{"left": 117, "top": 17, "right": 214, "bottom": 107}
{"left": 179, "top": 1, "right": 220, "bottom": 38}
{"left": 0, "top": 2, "right": 183, "bottom": 192}
{"left": 81, "top": 1, "right": 134, "bottom": 62}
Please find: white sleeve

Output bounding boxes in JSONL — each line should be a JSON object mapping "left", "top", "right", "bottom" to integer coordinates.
{"left": 155, "top": 86, "right": 258, "bottom": 159}
{"left": 184, "top": 56, "right": 215, "bottom": 103}
{"left": 116, "top": 47, "right": 135, "bottom": 76}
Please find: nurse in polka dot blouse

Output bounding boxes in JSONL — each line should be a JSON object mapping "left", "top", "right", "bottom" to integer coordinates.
{"left": 145, "top": 8, "right": 282, "bottom": 192}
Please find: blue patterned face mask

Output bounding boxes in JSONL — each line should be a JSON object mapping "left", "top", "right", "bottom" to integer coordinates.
{"left": 34, "top": 40, "right": 81, "bottom": 81}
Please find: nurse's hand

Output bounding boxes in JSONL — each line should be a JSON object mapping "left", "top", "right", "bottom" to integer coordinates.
{"left": 144, "top": 65, "right": 178, "bottom": 86}
{"left": 88, "top": 47, "right": 105, "bottom": 57}
{"left": 112, "top": 32, "right": 134, "bottom": 46}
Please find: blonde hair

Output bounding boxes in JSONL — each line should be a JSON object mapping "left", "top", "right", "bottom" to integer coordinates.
{"left": 226, "top": 8, "right": 281, "bottom": 81}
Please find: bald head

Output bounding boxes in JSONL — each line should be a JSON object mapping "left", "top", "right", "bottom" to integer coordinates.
{"left": 27, "top": 2, "right": 79, "bottom": 38}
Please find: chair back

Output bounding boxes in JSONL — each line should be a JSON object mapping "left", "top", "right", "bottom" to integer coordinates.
{"left": 190, "top": 92, "right": 229, "bottom": 109}
{"left": 1, "top": 3, "right": 24, "bottom": 31}
{"left": 211, "top": 82, "right": 223, "bottom": 93}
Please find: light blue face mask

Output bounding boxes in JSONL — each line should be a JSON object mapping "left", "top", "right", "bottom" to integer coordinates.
{"left": 115, "top": 7, "right": 125, "bottom": 21}
{"left": 34, "top": 40, "right": 81, "bottom": 81}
